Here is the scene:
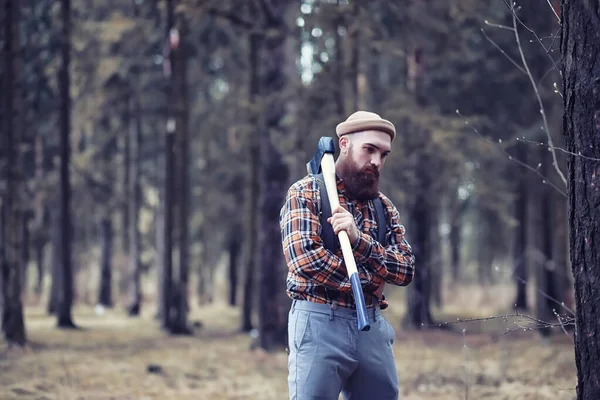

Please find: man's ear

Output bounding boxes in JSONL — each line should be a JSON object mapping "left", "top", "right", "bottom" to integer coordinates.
{"left": 339, "top": 136, "right": 349, "bottom": 152}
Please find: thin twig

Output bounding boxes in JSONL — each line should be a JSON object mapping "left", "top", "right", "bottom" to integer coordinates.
{"left": 516, "top": 138, "right": 600, "bottom": 162}
{"left": 515, "top": 276, "right": 575, "bottom": 316}
{"left": 456, "top": 110, "right": 567, "bottom": 197}
{"left": 510, "top": 5, "right": 567, "bottom": 187}
{"left": 483, "top": 20, "right": 514, "bottom": 31}
{"left": 553, "top": 309, "right": 570, "bottom": 337}
{"left": 502, "top": 0, "right": 561, "bottom": 74}
{"left": 480, "top": 27, "right": 526, "bottom": 75}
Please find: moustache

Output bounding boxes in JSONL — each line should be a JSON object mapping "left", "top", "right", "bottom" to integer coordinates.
{"left": 361, "top": 165, "right": 379, "bottom": 178}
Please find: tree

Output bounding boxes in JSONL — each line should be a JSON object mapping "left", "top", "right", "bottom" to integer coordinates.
{"left": 257, "top": 0, "right": 293, "bottom": 351}
{"left": 56, "top": 0, "right": 76, "bottom": 329}
{"left": 1, "top": 0, "right": 27, "bottom": 346}
{"left": 561, "top": 1, "right": 600, "bottom": 398}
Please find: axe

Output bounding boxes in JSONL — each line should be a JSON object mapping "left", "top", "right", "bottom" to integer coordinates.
{"left": 306, "top": 136, "right": 371, "bottom": 332}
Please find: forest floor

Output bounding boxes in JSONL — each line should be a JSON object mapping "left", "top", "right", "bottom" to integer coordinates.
{"left": 0, "top": 283, "right": 577, "bottom": 400}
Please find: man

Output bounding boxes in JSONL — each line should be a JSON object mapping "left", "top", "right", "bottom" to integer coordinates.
{"left": 279, "top": 110, "right": 416, "bottom": 400}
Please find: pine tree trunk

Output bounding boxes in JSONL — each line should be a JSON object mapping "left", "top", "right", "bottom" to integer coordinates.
{"left": 561, "top": 2, "right": 600, "bottom": 397}
{"left": 34, "top": 236, "right": 44, "bottom": 296}
{"left": 168, "top": 10, "right": 191, "bottom": 335}
{"left": 126, "top": 87, "right": 142, "bottom": 317}
{"left": 57, "top": 0, "right": 76, "bottom": 329}
{"left": 48, "top": 204, "right": 60, "bottom": 315}
{"left": 257, "top": 0, "right": 292, "bottom": 351}
{"left": 478, "top": 208, "right": 495, "bottom": 285}
{"left": 161, "top": 0, "right": 176, "bottom": 331}
{"left": 241, "top": 31, "right": 261, "bottom": 334}
{"left": 121, "top": 123, "right": 130, "bottom": 254}
{"left": 20, "top": 213, "right": 30, "bottom": 295}
{"left": 349, "top": 1, "right": 359, "bottom": 110}
{"left": 554, "top": 192, "right": 572, "bottom": 315}
{"left": 97, "top": 215, "right": 113, "bottom": 308}
{"left": 33, "top": 136, "right": 47, "bottom": 297}
{"left": 155, "top": 195, "right": 165, "bottom": 319}
{"left": 228, "top": 225, "right": 240, "bottom": 307}
{"left": 1, "top": 0, "right": 26, "bottom": 345}
{"left": 448, "top": 197, "right": 465, "bottom": 282}
{"left": 335, "top": 12, "right": 345, "bottom": 117}
{"left": 404, "top": 189, "right": 434, "bottom": 329}
{"left": 513, "top": 143, "right": 529, "bottom": 310}
{"left": 536, "top": 147, "right": 560, "bottom": 338}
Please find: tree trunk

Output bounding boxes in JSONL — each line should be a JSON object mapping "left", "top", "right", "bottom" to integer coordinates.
{"left": 34, "top": 236, "right": 45, "bottom": 296}
{"left": 404, "top": 189, "right": 434, "bottom": 329}
{"left": 228, "top": 225, "right": 240, "bottom": 307}
{"left": 126, "top": 85, "right": 142, "bottom": 317}
{"left": 349, "top": 1, "right": 359, "bottom": 110}
{"left": 513, "top": 143, "right": 529, "bottom": 310}
{"left": 448, "top": 197, "right": 466, "bottom": 282}
{"left": 561, "top": 2, "right": 600, "bottom": 398}
{"left": 170, "top": 12, "right": 191, "bottom": 335}
{"left": 33, "top": 136, "right": 47, "bottom": 297}
{"left": 241, "top": 31, "right": 261, "bottom": 334}
{"left": 257, "top": 0, "right": 292, "bottom": 351}
{"left": 47, "top": 205, "right": 60, "bottom": 315}
{"left": 1, "top": 0, "right": 26, "bottom": 345}
{"left": 20, "top": 213, "right": 30, "bottom": 295}
{"left": 121, "top": 120, "right": 130, "bottom": 254}
{"left": 97, "top": 215, "right": 113, "bottom": 308}
{"left": 160, "top": 0, "right": 176, "bottom": 331}
{"left": 57, "top": 0, "right": 76, "bottom": 329}
{"left": 536, "top": 146, "right": 561, "bottom": 338}
{"left": 554, "top": 191, "right": 572, "bottom": 314}
{"left": 197, "top": 116, "right": 211, "bottom": 306}
{"left": 478, "top": 208, "right": 495, "bottom": 285}
{"left": 334, "top": 12, "right": 345, "bottom": 117}
{"left": 403, "top": 42, "right": 435, "bottom": 329}
{"left": 155, "top": 192, "right": 165, "bottom": 320}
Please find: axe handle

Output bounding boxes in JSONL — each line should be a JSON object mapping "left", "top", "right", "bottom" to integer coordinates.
{"left": 320, "top": 153, "right": 371, "bottom": 332}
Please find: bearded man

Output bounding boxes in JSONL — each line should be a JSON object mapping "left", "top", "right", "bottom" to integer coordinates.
{"left": 279, "top": 111, "right": 416, "bottom": 400}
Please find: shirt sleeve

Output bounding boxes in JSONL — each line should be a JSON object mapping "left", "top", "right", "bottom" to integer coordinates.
{"left": 351, "top": 195, "right": 415, "bottom": 286}
{"left": 280, "top": 180, "right": 353, "bottom": 292}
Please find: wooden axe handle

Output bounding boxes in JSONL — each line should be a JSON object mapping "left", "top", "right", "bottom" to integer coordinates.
{"left": 320, "top": 153, "right": 371, "bottom": 332}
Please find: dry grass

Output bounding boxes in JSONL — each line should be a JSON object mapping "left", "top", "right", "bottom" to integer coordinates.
{"left": 0, "top": 283, "right": 577, "bottom": 400}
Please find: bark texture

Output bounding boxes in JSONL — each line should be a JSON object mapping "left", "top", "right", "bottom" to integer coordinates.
{"left": 561, "top": 1, "right": 600, "bottom": 398}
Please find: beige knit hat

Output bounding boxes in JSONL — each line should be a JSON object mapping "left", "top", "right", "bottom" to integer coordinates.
{"left": 335, "top": 111, "right": 396, "bottom": 141}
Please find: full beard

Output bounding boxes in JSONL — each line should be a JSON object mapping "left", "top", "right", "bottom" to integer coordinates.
{"left": 339, "top": 160, "right": 380, "bottom": 201}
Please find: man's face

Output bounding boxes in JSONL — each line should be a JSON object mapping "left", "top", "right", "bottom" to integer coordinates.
{"left": 338, "top": 130, "right": 392, "bottom": 201}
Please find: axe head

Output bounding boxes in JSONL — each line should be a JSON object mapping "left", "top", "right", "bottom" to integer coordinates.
{"left": 306, "top": 136, "right": 336, "bottom": 175}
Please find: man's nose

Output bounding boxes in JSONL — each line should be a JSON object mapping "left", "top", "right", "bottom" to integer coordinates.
{"left": 371, "top": 155, "right": 382, "bottom": 168}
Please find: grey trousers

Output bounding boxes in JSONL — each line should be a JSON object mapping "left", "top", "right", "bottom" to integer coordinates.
{"left": 287, "top": 299, "right": 399, "bottom": 400}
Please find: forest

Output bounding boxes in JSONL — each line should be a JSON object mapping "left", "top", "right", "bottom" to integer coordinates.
{"left": 1, "top": 0, "right": 599, "bottom": 399}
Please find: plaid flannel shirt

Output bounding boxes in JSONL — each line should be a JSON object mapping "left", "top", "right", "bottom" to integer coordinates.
{"left": 280, "top": 174, "right": 415, "bottom": 310}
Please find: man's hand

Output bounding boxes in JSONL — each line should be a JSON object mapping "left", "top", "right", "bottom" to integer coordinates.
{"left": 327, "top": 205, "right": 359, "bottom": 246}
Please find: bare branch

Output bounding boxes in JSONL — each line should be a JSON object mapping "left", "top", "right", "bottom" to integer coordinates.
{"left": 483, "top": 20, "right": 514, "bottom": 31}
{"left": 480, "top": 27, "right": 526, "bottom": 75}
{"left": 515, "top": 276, "right": 575, "bottom": 316}
{"left": 456, "top": 110, "right": 567, "bottom": 197}
{"left": 501, "top": 0, "right": 561, "bottom": 74}
{"left": 516, "top": 138, "right": 600, "bottom": 162}
{"left": 429, "top": 312, "right": 574, "bottom": 340}
{"left": 510, "top": 5, "right": 567, "bottom": 187}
